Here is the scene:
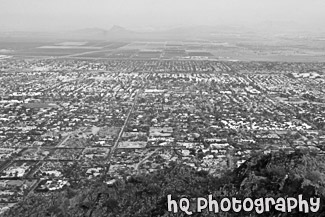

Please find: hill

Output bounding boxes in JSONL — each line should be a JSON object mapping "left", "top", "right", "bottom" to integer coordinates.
{"left": 2, "top": 151, "right": 325, "bottom": 217}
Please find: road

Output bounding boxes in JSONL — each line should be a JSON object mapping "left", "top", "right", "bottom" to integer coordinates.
{"left": 102, "top": 88, "right": 142, "bottom": 176}
{"left": 57, "top": 135, "right": 70, "bottom": 147}
{"left": 135, "top": 148, "right": 161, "bottom": 174}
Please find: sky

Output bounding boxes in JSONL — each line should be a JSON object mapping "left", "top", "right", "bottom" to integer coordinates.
{"left": 0, "top": 0, "right": 325, "bottom": 32}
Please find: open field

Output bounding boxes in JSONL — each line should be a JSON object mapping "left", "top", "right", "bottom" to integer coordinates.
{"left": 1, "top": 37, "right": 325, "bottom": 61}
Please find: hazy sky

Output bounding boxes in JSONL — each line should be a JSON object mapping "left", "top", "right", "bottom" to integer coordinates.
{"left": 1, "top": 0, "right": 325, "bottom": 31}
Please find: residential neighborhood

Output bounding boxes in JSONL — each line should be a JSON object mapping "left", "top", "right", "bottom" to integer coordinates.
{"left": 1, "top": 58, "right": 325, "bottom": 212}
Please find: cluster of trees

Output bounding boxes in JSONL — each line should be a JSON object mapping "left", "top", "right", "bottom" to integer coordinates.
{"left": 2, "top": 150, "right": 325, "bottom": 217}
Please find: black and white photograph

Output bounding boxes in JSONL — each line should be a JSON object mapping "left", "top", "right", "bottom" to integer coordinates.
{"left": 0, "top": 0, "right": 325, "bottom": 216}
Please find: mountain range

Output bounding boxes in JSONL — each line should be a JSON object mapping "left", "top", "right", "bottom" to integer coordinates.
{"left": 1, "top": 24, "right": 324, "bottom": 41}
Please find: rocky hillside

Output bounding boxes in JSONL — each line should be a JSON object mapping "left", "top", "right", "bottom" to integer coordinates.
{"left": 2, "top": 151, "right": 325, "bottom": 217}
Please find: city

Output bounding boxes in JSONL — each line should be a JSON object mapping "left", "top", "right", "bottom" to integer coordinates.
{"left": 0, "top": 58, "right": 325, "bottom": 214}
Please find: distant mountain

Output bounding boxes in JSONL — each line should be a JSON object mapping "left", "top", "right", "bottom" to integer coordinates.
{"left": 108, "top": 25, "right": 132, "bottom": 34}
{"left": 0, "top": 24, "right": 292, "bottom": 41}
{"left": 62, "top": 25, "right": 251, "bottom": 41}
